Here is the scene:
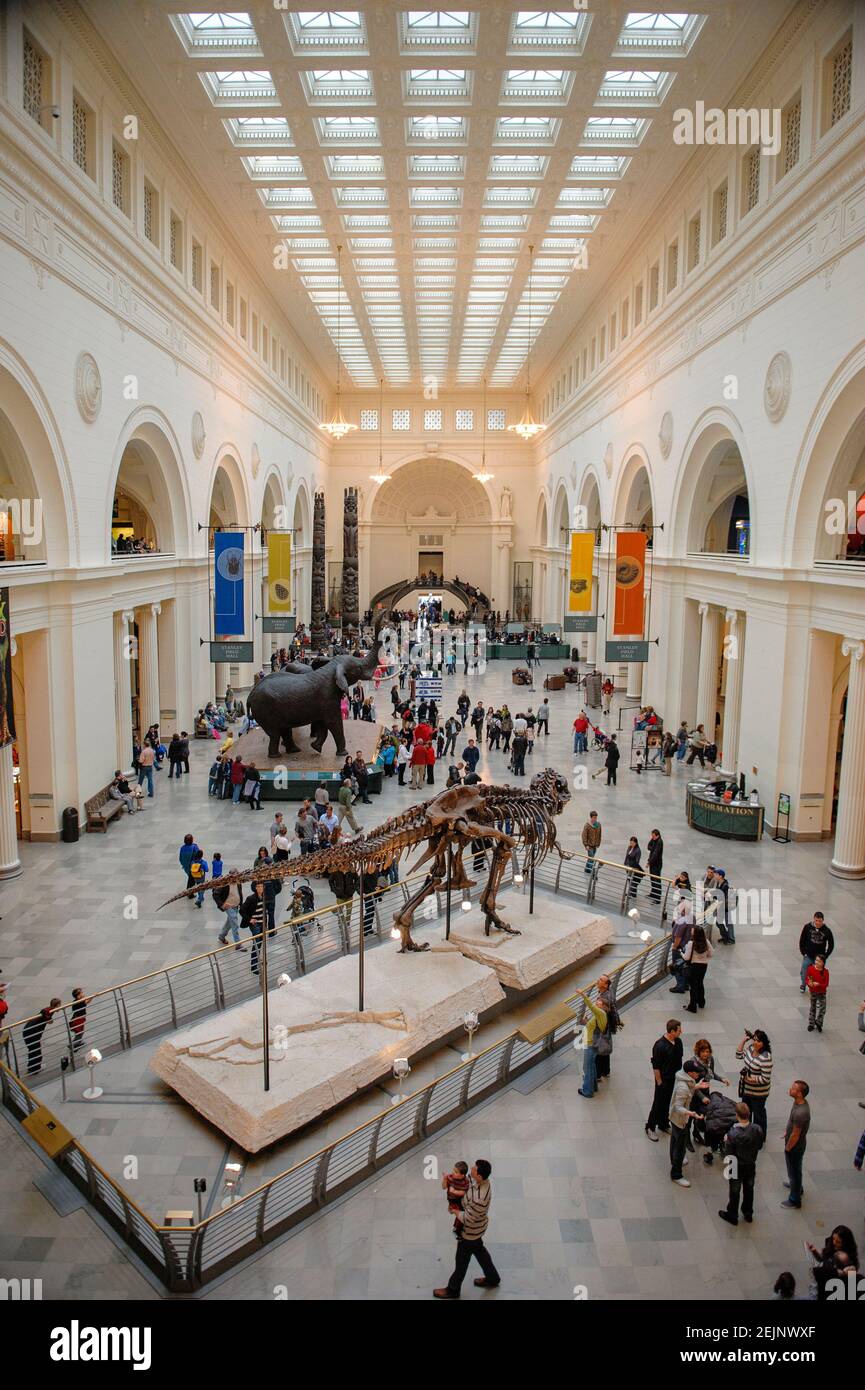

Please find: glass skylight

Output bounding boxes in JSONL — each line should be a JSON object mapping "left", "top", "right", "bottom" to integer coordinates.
{"left": 283, "top": 11, "right": 367, "bottom": 55}
{"left": 224, "top": 116, "right": 292, "bottom": 146}
{"left": 327, "top": 154, "right": 384, "bottom": 176}
{"left": 597, "top": 69, "right": 675, "bottom": 104}
{"left": 401, "top": 11, "right": 475, "bottom": 52}
{"left": 302, "top": 68, "right": 374, "bottom": 102}
{"left": 502, "top": 69, "right": 573, "bottom": 103}
{"left": 407, "top": 114, "right": 467, "bottom": 142}
{"left": 615, "top": 13, "right": 705, "bottom": 57}
{"left": 316, "top": 115, "right": 380, "bottom": 142}
{"left": 495, "top": 116, "right": 558, "bottom": 142}
{"left": 260, "top": 187, "right": 316, "bottom": 206}
{"left": 569, "top": 154, "right": 630, "bottom": 178}
{"left": 242, "top": 155, "right": 304, "bottom": 179}
{"left": 201, "top": 70, "right": 277, "bottom": 105}
{"left": 409, "top": 153, "right": 464, "bottom": 177}
{"left": 488, "top": 154, "right": 546, "bottom": 177}
{"left": 557, "top": 187, "right": 613, "bottom": 206}
{"left": 171, "top": 12, "right": 260, "bottom": 58}
{"left": 582, "top": 116, "right": 649, "bottom": 145}
{"left": 404, "top": 68, "right": 471, "bottom": 100}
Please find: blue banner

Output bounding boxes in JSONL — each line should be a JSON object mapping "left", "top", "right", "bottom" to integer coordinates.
{"left": 214, "top": 531, "right": 245, "bottom": 637}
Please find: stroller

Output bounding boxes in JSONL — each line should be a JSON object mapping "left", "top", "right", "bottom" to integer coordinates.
{"left": 290, "top": 878, "right": 316, "bottom": 933}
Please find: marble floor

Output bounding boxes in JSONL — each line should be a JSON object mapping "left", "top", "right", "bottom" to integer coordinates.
{"left": 1, "top": 658, "right": 863, "bottom": 1301}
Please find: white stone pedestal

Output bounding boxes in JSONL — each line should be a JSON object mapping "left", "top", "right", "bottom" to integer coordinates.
{"left": 441, "top": 900, "right": 612, "bottom": 991}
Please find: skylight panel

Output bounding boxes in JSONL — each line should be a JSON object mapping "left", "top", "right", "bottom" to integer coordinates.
{"left": 303, "top": 68, "right": 374, "bottom": 103}
{"left": 508, "top": 8, "right": 589, "bottom": 55}
{"left": 334, "top": 186, "right": 388, "bottom": 205}
{"left": 582, "top": 116, "right": 649, "bottom": 145}
{"left": 171, "top": 13, "right": 261, "bottom": 58}
{"left": 615, "top": 13, "right": 705, "bottom": 57}
{"left": 284, "top": 11, "right": 367, "bottom": 55}
{"left": 343, "top": 214, "right": 391, "bottom": 228}
{"left": 548, "top": 213, "right": 598, "bottom": 230}
{"left": 260, "top": 187, "right": 316, "bottom": 207}
{"left": 201, "top": 70, "right": 277, "bottom": 105}
{"left": 495, "top": 115, "right": 558, "bottom": 142}
{"left": 480, "top": 214, "right": 528, "bottom": 229}
{"left": 224, "top": 116, "right": 292, "bottom": 146}
{"left": 272, "top": 214, "right": 324, "bottom": 230}
{"left": 407, "top": 114, "right": 467, "bottom": 142}
{"left": 413, "top": 237, "right": 457, "bottom": 249}
{"left": 557, "top": 187, "right": 613, "bottom": 206}
{"left": 484, "top": 186, "right": 536, "bottom": 204}
{"left": 401, "top": 11, "right": 476, "bottom": 52}
{"left": 409, "top": 186, "right": 462, "bottom": 204}
{"left": 597, "top": 69, "right": 675, "bottom": 105}
{"left": 350, "top": 236, "right": 393, "bottom": 249}
{"left": 412, "top": 213, "right": 460, "bottom": 228}
{"left": 327, "top": 153, "right": 384, "bottom": 176}
{"left": 569, "top": 154, "right": 630, "bottom": 178}
{"left": 242, "top": 155, "right": 304, "bottom": 181}
{"left": 489, "top": 154, "right": 546, "bottom": 177}
{"left": 316, "top": 115, "right": 380, "bottom": 143}
{"left": 404, "top": 68, "right": 471, "bottom": 101}
{"left": 502, "top": 68, "right": 573, "bottom": 103}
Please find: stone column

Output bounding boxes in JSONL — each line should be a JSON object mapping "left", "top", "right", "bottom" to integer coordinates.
{"left": 830, "top": 639, "right": 865, "bottom": 878}
{"left": 585, "top": 628, "right": 597, "bottom": 664}
{"left": 114, "top": 610, "right": 135, "bottom": 771}
{"left": 626, "top": 661, "right": 643, "bottom": 699}
{"left": 0, "top": 741, "right": 22, "bottom": 878}
{"left": 137, "top": 602, "right": 161, "bottom": 733}
{"left": 695, "top": 602, "right": 722, "bottom": 735}
{"left": 722, "top": 610, "right": 744, "bottom": 772}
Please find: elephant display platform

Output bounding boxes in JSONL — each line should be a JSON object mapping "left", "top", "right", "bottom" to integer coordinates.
{"left": 227, "top": 720, "right": 383, "bottom": 801}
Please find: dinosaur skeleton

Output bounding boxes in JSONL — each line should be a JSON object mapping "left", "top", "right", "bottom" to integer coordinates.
{"left": 161, "top": 768, "right": 570, "bottom": 953}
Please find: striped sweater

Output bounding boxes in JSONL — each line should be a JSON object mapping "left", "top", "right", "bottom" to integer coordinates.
{"left": 460, "top": 1179, "right": 492, "bottom": 1240}
{"left": 737, "top": 1041, "right": 773, "bottom": 1098}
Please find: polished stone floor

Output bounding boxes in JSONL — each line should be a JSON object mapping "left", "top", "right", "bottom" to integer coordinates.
{"left": 1, "top": 658, "right": 863, "bottom": 1301}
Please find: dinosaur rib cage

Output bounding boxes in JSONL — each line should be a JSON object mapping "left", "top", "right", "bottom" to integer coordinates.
{"left": 159, "top": 769, "right": 566, "bottom": 908}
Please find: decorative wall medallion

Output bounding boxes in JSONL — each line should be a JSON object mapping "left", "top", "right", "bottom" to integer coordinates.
{"left": 191, "top": 411, "right": 206, "bottom": 459}
{"left": 603, "top": 441, "right": 613, "bottom": 478}
{"left": 251, "top": 442, "right": 261, "bottom": 479}
{"left": 74, "top": 352, "right": 102, "bottom": 422}
{"left": 764, "top": 351, "right": 791, "bottom": 422}
{"left": 659, "top": 410, "right": 673, "bottom": 459}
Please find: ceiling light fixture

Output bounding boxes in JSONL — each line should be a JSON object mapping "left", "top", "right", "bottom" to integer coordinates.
{"left": 320, "top": 243, "right": 357, "bottom": 441}
{"left": 473, "top": 376, "right": 494, "bottom": 483}
{"left": 369, "top": 377, "right": 391, "bottom": 483}
{"left": 508, "top": 242, "right": 546, "bottom": 442}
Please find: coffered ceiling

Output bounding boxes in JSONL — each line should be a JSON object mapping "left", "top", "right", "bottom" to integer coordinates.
{"left": 89, "top": 3, "right": 794, "bottom": 391}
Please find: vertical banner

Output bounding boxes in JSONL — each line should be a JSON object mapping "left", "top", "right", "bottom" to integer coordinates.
{"left": 267, "top": 533, "right": 292, "bottom": 613}
{"left": 214, "top": 531, "right": 245, "bottom": 636}
{"left": 0, "top": 588, "right": 15, "bottom": 745}
{"left": 568, "top": 531, "right": 594, "bottom": 613}
{"left": 613, "top": 530, "right": 647, "bottom": 635}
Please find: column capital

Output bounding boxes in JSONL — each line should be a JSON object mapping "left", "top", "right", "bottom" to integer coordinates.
{"left": 150, "top": 602, "right": 162, "bottom": 618}
{"left": 120, "top": 609, "right": 135, "bottom": 626}
{"left": 697, "top": 601, "right": 710, "bottom": 618}
{"left": 841, "top": 638, "right": 865, "bottom": 663}
{"left": 724, "top": 609, "right": 738, "bottom": 625}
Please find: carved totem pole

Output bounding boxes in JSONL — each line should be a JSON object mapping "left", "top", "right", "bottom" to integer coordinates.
{"left": 342, "top": 486, "right": 359, "bottom": 641}
{"left": 310, "top": 490, "right": 327, "bottom": 650}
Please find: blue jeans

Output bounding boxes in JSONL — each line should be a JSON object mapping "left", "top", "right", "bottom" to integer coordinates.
{"left": 676, "top": 743, "right": 687, "bottom": 760}
{"left": 169, "top": 760, "right": 182, "bottom": 778}
{"left": 232, "top": 783, "right": 242, "bottom": 803}
{"left": 573, "top": 732, "right": 587, "bottom": 753}
{"left": 219, "top": 907, "right": 241, "bottom": 944}
{"left": 784, "top": 1145, "right": 805, "bottom": 1205}
{"left": 580, "top": 1043, "right": 598, "bottom": 1096}
{"left": 800, "top": 955, "right": 811, "bottom": 987}
{"left": 138, "top": 766, "right": 154, "bottom": 797}
{"left": 585, "top": 847, "right": 596, "bottom": 874}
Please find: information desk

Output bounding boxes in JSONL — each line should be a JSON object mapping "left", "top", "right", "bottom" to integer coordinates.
{"left": 686, "top": 783, "right": 764, "bottom": 840}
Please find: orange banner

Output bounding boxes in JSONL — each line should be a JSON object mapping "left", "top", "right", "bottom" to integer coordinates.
{"left": 613, "top": 531, "right": 647, "bottom": 636}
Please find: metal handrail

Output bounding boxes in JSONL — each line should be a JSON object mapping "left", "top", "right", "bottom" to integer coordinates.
{"left": 0, "top": 928, "right": 672, "bottom": 1292}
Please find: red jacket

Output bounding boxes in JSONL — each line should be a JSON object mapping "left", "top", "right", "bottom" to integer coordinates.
{"left": 410, "top": 741, "right": 427, "bottom": 766}
{"left": 415, "top": 722, "right": 434, "bottom": 743}
{"left": 805, "top": 964, "right": 829, "bottom": 995}
{"left": 573, "top": 716, "right": 589, "bottom": 733}
{"left": 424, "top": 742, "right": 436, "bottom": 764}
{"left": 230, "top": 760, "right": 245, "bottom": 785}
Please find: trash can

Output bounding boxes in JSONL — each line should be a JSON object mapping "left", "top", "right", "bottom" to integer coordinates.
{"left": 62, "top": 806, "right": 80, "bottom": 843}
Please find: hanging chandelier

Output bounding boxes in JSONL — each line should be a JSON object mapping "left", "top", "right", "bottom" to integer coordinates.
{"left": 320, "top": 243, "right": 357, "bottom": 440}
{"left": 369, "top": 377, "right": 391, "bottom": 483}
{"left": 508, "top": 242, "right": 546, "bottom": 442}
{"left": 473, "top": 376, "right": 494, "bottom": 483}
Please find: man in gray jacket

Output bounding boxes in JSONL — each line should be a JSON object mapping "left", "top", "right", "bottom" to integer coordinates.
{"left": 669, "top": 1060, "right": 709, "bottom": 1186}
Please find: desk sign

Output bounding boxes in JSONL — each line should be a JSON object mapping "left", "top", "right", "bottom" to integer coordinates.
{"left": 415, "top": 677, "right": 443, "bottom": 699}
{"left": 606, "top": 640, "right": 649, "bottom": 662}
{"left": 209, "top": 641, "right": 254, "bottom": 663}
{"left": 262, "top": 616, "right": 296, "bottom": 634}
{"left": 564, "top": 616, "right": 597, "bottom": 632}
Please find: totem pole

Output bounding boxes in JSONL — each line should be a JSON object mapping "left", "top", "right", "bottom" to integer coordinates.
{"left": 342, "top": 486, "right": 359, "bottom": 642}
{"left": 310, "top": 490, "right": 327, "bottom": 650}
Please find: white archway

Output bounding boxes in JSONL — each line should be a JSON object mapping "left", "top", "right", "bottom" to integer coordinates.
{"left": 109, "top": 408, "right": 192, "bottom": 560}
{"left": 786, "top": 349, "right": 865, "bottom": 564}
{"left": 0, "top": 345, "right": 74, "bottom": 566}
{"left": 669, "top": 410, "right": 754, "bottom": 558}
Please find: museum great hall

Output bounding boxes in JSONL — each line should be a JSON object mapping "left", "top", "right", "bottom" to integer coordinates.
{"left": 0, "top": 0, "right": 864, "bottom": 1324}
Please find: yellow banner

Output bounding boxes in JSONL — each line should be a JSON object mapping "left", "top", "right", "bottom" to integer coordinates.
{"left": 568, "top": 531, "right": 594, "bottom": 613}
{"left": 267, "top": 533, "right": 292, "bottom": 612}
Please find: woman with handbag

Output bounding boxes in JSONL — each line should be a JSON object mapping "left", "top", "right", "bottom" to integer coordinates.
{"left": 735, "top": 1029, "right": 773, "bottom": 1137}
{"left": 594, "top": 975, "right": 623, "bottom": 1085}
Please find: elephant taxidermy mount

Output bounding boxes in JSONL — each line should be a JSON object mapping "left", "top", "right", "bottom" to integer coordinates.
{"left": 247, "top": 612, "right": 389, "bottom": 758}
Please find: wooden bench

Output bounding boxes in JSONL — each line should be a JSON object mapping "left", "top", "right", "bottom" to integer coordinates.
{"left": 85, "top": 785, "right": 126, "bottom": 833}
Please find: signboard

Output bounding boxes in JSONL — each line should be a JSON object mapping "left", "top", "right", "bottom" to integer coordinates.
{"left": 416, "top": 677, "right": 443, "bottom": 700}
{"left": 266, "top": 533, "right": 292, "bottom": 612}
{"left": 262, "top": 616, "right": 296, "bottom": 634}
{"left": 613, "top": 530, "right": 647, "bottom": 636}
{"left": 564, "top": 615, "right": 598, "bottom": 633}
{"left": 567, "top": 531, "right": 594, "bottom": 613}
{"left": 777, "top": 792, "right": 791, "bottom": 816}
{"left": 541, "top": 623, "right": 561, "bottom": 635}
{"left": 606, "top": 640, "right": 649, "bottom": 662}
{"left": 214, "top": 531, "right": 245, "bottom": 636}
{"left": 506, "top": 622, "right": 525, "bottom": 634}
{"left": 209, "top": 641, "right": 254, "bottom": 663}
